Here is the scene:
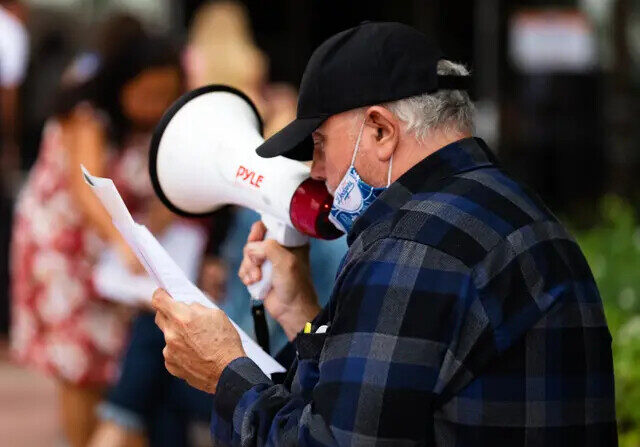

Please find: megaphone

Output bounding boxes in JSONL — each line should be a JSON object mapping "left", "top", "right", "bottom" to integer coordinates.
{"left": 149, "top": 85, "right": 342, "bottom": 302}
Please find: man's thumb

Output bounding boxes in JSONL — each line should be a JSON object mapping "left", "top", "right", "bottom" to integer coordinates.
{"left": 248, "top": 221, "right": 267, "bottom": 242}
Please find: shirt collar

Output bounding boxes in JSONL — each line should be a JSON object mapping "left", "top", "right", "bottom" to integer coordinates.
{"left": 346, "top": 137, "right": 497, "bottom": 246}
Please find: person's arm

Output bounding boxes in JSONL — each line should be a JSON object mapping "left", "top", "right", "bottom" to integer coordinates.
{"left": 65, "top": 106, "right": 139, "bottom": 270}
{"left": 204, "top": 206, "right": 233, "bottom": 256}
{"left": 209, "top": 237, "right": 481, "bottom": 446}
{"left": 198, "top": 207, "right": 234, "bottom": 302}
{"left": 0, "top": 85, "right": 20, "bottom": 173}
{"left": 0, "top": 13, "right": 28, "bottom": 179}
{"left": 144, "top": 197, "right": 176, "bottom": 236}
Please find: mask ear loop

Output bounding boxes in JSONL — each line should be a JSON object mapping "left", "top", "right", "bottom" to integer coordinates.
{"left": 350, "top": 118, "right": 367, "bottom": 166}
{"left": 353, "top": 117, "right": 393, "bottom": 187}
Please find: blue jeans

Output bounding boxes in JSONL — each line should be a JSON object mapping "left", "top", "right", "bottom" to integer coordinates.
{"left": 99, "top": 312, "right": 213, "bottom": 447}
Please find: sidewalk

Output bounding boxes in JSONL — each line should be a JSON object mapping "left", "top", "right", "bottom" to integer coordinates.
{"left": 0, "top": 341, "right": 59, "bottom": 446}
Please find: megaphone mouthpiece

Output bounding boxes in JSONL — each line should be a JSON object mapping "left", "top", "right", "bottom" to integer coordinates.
{"left": 290, "top": 178, "right": 343, "bottom": 240}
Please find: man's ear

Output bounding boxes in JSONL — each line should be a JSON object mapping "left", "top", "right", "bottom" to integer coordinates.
{"left": 363, "top": 106, "right": 399, "bottom": 162}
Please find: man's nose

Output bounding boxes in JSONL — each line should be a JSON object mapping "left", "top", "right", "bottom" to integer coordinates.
{"left": 310, "top": 156, "right": 326, "bottom": 181}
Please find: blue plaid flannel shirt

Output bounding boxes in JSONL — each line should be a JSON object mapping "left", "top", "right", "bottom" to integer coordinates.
{"left": 211, "top": 137, "right": 617, "bottom": 446}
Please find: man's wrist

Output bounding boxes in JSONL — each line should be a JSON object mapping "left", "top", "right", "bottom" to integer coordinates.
{"left": 210, "top": 349, "right": 246, "bottom": 393}
{"left": 277, "top": 295, "right": 321, "bottom": 340}
{"left": 214, "top": 357, "right": 271, "bottom": 420}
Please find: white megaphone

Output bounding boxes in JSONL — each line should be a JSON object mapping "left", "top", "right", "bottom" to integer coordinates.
{"left": 149, "top": 85, "right": 342, "bottom": 301}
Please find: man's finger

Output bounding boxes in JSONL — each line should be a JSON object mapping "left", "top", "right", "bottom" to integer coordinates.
{"left": 152, "top": 289, "right": 192, "bottom": 324}
{"left": 155, "top": 310, "right": 169, "bottom": 332}
{"left": 238, "top": 257, "right": 262, "bottom": 285}
{"left": 248, "top": 221, "right": 267, "bottom": 243}
{"left": 240, "top": 242, "right": 267, "bottom": 283}
{"left": 244, "top": 241, "right": 269, "bottom": 262}
{"left": 151, "top": 289, "right": 173, "bottom": 315}
{"left": 243, "top": 240, "right": 267, "bottom": 264}
{"left": 254, "top": 239, "right": 300, "bottom": 270}
{"left": 164, "top": 360, "right": 183, "bottom": 378}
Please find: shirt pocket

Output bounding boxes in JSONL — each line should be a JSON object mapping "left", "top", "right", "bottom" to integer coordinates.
{"left": 295, "top": 331, "right": 328, "bottom": 361}
{"left": 292, "top": 332, "right": 328, "bottom": 399}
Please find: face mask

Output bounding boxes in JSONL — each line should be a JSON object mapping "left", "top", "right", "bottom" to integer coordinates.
{"left": 328, "top": 120, "right": 393, "bottom": 234}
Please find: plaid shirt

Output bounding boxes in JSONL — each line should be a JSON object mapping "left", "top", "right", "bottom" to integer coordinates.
{"left": 211, "top": 137, "right": 617, "bottom": 446}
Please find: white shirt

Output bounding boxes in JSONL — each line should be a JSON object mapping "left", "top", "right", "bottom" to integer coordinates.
{"left": 0, "top": 6, "right": 29, "bottom": 87}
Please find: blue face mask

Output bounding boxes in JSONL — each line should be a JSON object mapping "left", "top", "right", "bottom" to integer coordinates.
{"left": 328, "top": 120, "right": 393, "bottom": 234}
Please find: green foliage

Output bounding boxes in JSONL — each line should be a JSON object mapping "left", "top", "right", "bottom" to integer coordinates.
{"left": 573, "top": 196, "right": 640, "bottom": 446}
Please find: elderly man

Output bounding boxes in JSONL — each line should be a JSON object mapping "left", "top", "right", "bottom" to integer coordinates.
{"left": 152, "top": 22, "right": 617, "bottom": 446}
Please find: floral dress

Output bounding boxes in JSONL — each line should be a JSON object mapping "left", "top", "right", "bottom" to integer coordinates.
{"left": 10, "top": 120, "right": 154, "bottom": 386}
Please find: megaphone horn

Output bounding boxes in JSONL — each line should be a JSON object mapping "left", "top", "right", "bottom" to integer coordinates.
{"left": 149, "top": 85, "right": 342, "bottom": 301}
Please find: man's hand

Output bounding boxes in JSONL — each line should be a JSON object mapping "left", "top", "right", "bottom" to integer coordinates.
{"left": 238, "top": 221, "right": 321, "bottom": 340}
{"left": 152, "top": 289, "right": 245, "bottom": 394}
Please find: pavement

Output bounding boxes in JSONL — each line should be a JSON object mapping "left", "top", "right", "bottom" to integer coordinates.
{"left": 0, "top": 340, "right": 212, "bottom": 446}
{"left": 0, "top": 340, "right": 61, "bottom": 446}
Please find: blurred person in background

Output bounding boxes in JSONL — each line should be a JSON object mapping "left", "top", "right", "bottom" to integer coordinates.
{"left": 9, "top": 15, "right": 183, "bottom": 447}
{"left": 184, "top": 0, "right": 348, "bottom": 359}
{"left": 183, "top": 0, "right": 267, "bottom": 115}
{"left": 184, "top": 0, "right": 304, "bottom": 139}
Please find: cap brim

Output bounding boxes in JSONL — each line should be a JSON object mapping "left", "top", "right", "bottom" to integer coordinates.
{"left": 256, "top": 116, "right": 326, "bottom": 161}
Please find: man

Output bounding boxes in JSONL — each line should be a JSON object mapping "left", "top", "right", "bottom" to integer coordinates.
{"left": 152, "top": 22, "right": 617, "bottom": 446}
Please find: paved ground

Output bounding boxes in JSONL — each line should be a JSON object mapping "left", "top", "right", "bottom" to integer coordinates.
{"left": 0, "top": 340, "right": 60, "bottom": 446}
{"left": 0, "top": 340, "right": 212, "bottom": 446}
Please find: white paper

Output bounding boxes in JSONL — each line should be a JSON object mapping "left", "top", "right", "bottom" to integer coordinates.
{"left": 82, "top": 165, "right": 285, "bottom": 376}
{"left": 94, "top": 222, "right": 207, "bottom": 305}
{"left": 94, "top": 248, "right": 157, "bottom": 305}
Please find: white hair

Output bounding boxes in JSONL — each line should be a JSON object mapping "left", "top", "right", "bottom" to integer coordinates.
{"left": 384, "top": 60, "right": 474, "bottom": 141}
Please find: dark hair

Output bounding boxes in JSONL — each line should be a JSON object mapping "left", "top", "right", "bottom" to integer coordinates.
{"left": 52, "top": 16, "right": 182, "bottom": 145}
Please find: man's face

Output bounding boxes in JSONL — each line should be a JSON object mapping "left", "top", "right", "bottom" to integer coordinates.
{"left": 310, "top": 112, "right": 360, "bottom": 194}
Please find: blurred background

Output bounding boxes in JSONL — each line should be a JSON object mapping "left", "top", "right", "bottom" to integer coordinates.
{"left": 0, "top": 0, "right": 639, "bottom": 446}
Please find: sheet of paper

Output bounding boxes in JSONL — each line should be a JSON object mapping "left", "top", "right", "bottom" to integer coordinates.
{"left": 94, "top": 248, "right": 157, "bottom": 305}
{"left": 82, "top": 166, "right": 285, "bottom": 376}
{"left": 80, "top": 165, "right": 159, "bottom": 282}
{"left": 132, "top": 225, "right": 283, "bottom": 373}
{"left": 94, "top": 222, "right": 207, "bottom": 305}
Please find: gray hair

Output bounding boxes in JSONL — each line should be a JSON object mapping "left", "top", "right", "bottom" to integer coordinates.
{"left": 384, "top": 60, "right": 474, "bottom": 141}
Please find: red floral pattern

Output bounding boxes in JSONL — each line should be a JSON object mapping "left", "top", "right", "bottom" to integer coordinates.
{"left": 10, "top": 121, "right": 154, "bottom": 386}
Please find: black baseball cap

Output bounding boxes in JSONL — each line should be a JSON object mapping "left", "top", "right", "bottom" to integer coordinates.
{"left": 256, "top": 21, "right": 470, "bottom": 161}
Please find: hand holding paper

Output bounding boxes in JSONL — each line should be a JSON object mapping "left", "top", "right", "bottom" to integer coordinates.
{"left": 152, "top": 288, "right": 247, "bottom": 394}
{"left": 81, "top": 165, "right": 285, "bottom": 376}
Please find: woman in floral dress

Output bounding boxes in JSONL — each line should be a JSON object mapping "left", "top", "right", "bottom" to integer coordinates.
{"left": 10, "top": 26, "right": 182, "bottom": 447}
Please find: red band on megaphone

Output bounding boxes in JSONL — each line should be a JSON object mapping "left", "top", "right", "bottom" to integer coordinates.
{"left": 289, "top": 178, "right": 343, "bottom": 240}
